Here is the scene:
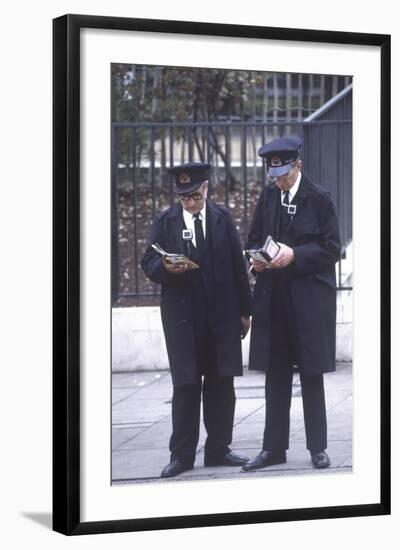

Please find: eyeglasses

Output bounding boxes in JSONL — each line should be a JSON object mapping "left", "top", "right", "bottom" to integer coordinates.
{"left": 177, "top": 190, "right": 203, "bottom": 202}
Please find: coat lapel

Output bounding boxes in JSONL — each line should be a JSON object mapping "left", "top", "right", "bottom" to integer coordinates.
{"left": 265, "top": 184, "right": 281, "bottom": 239}
{"left": 206, "top": 199, "right": 222, "bottom": 248}
{"left": 265, "top": 175, "right": 310, "bottom": 236}
{"left": 293, "top": 174, "right": 309, "bottom": 207}
{"left": 289, "top": 174, "right": 310, "bottom": 228}
{"left": 166, "top": 202, "right": 187, "bottom": 255}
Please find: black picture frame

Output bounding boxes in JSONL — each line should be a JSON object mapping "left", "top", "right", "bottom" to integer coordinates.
{"left": 53, "top": 13, "right": 391, "bottom": 536}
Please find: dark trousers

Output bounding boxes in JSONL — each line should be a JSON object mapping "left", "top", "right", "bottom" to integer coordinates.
{"left": 169, "top": 375, "right": 235, "bottom": 465}
{"left": 168, "top": 254, "right": 237, "bottom": 465}
{"left": 262, "top": 363, "right": 327, "bottom": 452}
{"left": 262, "top": 270, "right": 327, "bottom": 452}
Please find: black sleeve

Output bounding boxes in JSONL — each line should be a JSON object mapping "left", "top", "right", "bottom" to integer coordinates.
{"left": 140, "top": 214, "right": 171, "bottom": 285}
{"left": 225, "top": 212, "right": 252, "bottom": 316}
{"left": 245, "top": 187, "right": 268, "bottom": 277}
{"left": 293, "top": 192, "right": 341, "bottom": 274}
{"left": 246, "top": 187, "right": 267, "bottom": 250}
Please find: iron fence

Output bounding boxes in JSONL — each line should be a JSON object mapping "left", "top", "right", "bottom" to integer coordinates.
{"left": 112, "top": 120, "right": 352, "bottom": 306}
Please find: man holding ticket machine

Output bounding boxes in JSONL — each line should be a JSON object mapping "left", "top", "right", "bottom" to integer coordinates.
{"left": 243, "top": 136, "right": 341, "bottom": 472}
{"left": 141, "top": 162, "right": 251, "bottom": 478}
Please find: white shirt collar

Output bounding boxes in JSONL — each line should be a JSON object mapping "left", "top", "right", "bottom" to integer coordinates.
{"left": 182, "top": 202, "right": 206, "bottom": 223}
{"left": 182, "top": 202, "right": 207, "bottom": 243}
{"left": 281, "top": 171, "right": 302, "bottom": 203}
{"left": 182, "top": 207, "right": 192, "bottom": 229}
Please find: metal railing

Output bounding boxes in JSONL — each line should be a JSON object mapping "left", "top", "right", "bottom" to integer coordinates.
{"left": 112, "top": 120, "right": 352, "bottom": 306}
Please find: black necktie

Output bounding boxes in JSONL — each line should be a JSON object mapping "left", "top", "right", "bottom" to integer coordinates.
{"left": 283, "top": 190, "right": 290, "bottom": 207}
{"left": 193, "top": 213, "right": 205, "bottom": 256}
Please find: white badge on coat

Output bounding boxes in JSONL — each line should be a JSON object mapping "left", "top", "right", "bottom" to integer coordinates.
{"left": 286, "top": 204, "right": 297, "bottom": 216}
{"left": 182, "top": 229, "right": 193, "bottom": 240}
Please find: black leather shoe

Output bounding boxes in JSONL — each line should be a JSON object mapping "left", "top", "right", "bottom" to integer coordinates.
{"left": 310, "top": 450, "right": 330, "bottom": 469}
{"left": 242, "top": 450, "right": 287, "bottom": 472}
{"left": 160, "top": 459, "right": 194, "bottom": 478}
{"left": 204, "top": 450, "right": 249, "bottom": 467}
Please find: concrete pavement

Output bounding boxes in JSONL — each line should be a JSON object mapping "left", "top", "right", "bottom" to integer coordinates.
{"left": 112, "top": 362, "right": 352, "bottom": 484}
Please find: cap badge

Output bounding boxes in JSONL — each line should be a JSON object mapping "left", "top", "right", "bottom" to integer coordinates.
{"left": 179, "top": 172, "right": 191, "bottom": 184}
{"left": 270, "top": 156, "right": 282, "bottom": 167}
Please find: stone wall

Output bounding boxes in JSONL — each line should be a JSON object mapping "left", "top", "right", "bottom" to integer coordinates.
{"left": 112, "top": 293, "right": 352, "bottom": 372}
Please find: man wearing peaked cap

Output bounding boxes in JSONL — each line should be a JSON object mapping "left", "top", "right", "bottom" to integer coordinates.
{"left": 258, "top": 136, "right": 303, "bottom": 178}
{"left": 168, "top": 162, "right": 212, "bottom": 194}
{"left": 243, "top": 136, "right": 341, "bottom": 472}
{"left": 141, "top": 162, "right": 251, "bottom": 478}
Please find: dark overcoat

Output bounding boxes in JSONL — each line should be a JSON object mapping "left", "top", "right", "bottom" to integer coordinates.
{"left": 246, "top": 174, "right": 341, "bottom": 375}
{"left": 141, "top": 200, "right": 251, "bottom": 387}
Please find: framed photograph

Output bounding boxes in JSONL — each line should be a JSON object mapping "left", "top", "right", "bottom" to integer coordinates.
{"left": 53, "top": 14, "right": 390, "bottom": 535}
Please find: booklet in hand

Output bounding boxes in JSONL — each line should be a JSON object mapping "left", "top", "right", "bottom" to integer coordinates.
{"left": 245, "top": 235, "right": 281, "bottom": 264}
{"left": 151, "top": 243, "right": 199, "bottom": 270}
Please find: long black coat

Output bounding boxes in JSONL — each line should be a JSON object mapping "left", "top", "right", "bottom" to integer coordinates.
{"left": 246, "top": 174, "right": 341, "bottom": 375}
{"left": 141, "top": 200, "right": 251, "bottom": 387}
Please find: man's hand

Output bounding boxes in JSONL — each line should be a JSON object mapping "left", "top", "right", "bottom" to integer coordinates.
{"left": 240, "top": 315, "right": 251, "bottom": 339}
{"left": 250, "top": 258, "right": 269, "bottom": 272}
{"left": 162, "top": 258, "right": 189, "bottom": 274}
{"left": 249, "top": 243, "right": 294, "bottom": 272}
{"left": 269, "top": 243, "right": 294, "bottom": 269}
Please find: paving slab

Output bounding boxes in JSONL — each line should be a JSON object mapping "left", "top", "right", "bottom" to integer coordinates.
{"left": 112, "top": 362, "right": 353, "bottom": 484}
{"left": 112, "top": 398, "right": 170, "bottom": 424}
{"left": 112, "top": 448, "right": 168, "bottom": 480}
{"left": 112, "top": 425, "right": 151, "bottom": 450}
{"left": 232, "top": 398, "right": 266, "bottom": 419}
{"left": 116, "top": 421, "right": 171, "bottom": 451}
{"left": 112, "top": 440, "right": 352, "bottom": 485}
{"left": 112, "top": 371, "right": 168, "bottom": 388}
{"left": 112, "top": 388, "right": 138, "bottom": 405}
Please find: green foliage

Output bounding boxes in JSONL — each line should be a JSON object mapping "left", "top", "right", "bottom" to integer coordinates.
{"left": 111, "top": 64, "right": 350, "bottom": 185}
{"left": 112, "top": 65, "right": 256, "bottom": 123}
